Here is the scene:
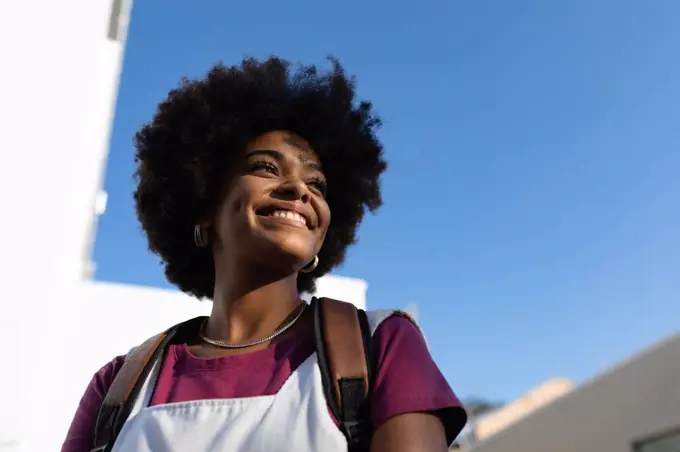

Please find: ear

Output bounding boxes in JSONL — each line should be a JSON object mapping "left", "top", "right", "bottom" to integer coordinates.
{"left": 198, "top": 210, "right": 215, "bottom": 229}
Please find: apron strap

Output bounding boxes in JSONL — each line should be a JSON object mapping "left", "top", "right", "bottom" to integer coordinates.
{"left": 92, "top": 300, "right": 374, "bottom": 452}
{"left": 313, "top": 297, "right": 374, "bottom": 452}
{"left": 91, "top": 317, "right": 204, "bottom": 452}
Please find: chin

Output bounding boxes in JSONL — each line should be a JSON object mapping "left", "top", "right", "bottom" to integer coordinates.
{"left": 254, "top": 232, "right": 315, "bottom": 268}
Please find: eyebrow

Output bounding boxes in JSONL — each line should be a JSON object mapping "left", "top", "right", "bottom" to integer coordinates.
{"left": 245, "top": 149, "right": 323, "bottom": 172}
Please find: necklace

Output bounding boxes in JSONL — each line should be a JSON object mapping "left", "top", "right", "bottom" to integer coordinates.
{"left": 199, "top": 302, "right": 307, "bottom": 349}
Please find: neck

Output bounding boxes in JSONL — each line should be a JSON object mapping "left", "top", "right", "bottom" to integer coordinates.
{"left": 207, "top": 258, "right": 302, "bottom": 344}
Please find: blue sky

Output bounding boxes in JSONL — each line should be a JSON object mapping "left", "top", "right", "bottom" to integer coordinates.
{"left": 94, "top": 0, "right": 680, "bottom": 402}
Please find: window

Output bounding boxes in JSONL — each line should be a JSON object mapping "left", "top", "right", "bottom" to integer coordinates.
{"left": 633, "top": 427, "right": 680, "bottom": 452}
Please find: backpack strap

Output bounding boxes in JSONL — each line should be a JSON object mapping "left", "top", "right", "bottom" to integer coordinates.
{"left": 92, "top": 301, "right": 374, "bottom": 451}
{"left": 91, "top": 317, "right": 205, "bottom": 452}
{"left": 312, "top": 297, "right": 374, "bottom": 451}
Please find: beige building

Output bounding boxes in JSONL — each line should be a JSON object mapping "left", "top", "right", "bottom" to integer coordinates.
{"left": 452, "top": 378, "right": 574, "bottom": 449}
{"left": 476, "top": 378, "right": 574, "bottom": 440}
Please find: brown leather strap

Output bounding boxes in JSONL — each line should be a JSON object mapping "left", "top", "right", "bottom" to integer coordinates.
{"left": 104, "top": 332, "right": 167, "bottom": 406}
{"left": 92, "top": 332, "right": 169, "bottom": 451}
{"left": 313, "top": 297, "right": 373, "bottom": 451}
{"left": 319, "top": 298, "right": 370, "bottom": 405}
{"left": 92, "top": 316, "right": 205, "bottom": 452}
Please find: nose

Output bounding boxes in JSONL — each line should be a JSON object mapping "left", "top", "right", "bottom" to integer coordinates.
{"left": 273, "top": 178, "right": 311, "bottom": 203}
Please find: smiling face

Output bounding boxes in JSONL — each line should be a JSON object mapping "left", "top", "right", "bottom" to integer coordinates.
{"left": 210, "top": 130, "right": 331, "bottom": 273}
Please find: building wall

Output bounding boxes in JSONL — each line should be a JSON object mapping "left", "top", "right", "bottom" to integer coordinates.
{"left": 0, "top": 0, "right": 130, "bottom": 287}
{"left": 0, "top": 1, "right": 131, "bottom": 451}
{"left": 309, "top": 275, "right": 367, "bottom": 310}
{"left": 472, "top": 333, "right": 680, "bottom": 452}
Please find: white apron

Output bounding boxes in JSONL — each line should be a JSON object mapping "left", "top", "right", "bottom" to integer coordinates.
{"left": 111, "top": 309, "right": 405, "bottom": 452}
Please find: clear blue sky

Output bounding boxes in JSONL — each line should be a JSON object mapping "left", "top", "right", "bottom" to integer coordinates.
{"left": 93, "top": 0, "right": 680, "bottom": 402}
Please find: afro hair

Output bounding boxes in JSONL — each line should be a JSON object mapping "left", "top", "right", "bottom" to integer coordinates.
{"left": 133, "top": 56, "right": 387, "bottom": 299}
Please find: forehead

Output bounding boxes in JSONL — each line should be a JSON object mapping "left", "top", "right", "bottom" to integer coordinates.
{"left": 245, "top": 130, "right": 320, "bottom": 165}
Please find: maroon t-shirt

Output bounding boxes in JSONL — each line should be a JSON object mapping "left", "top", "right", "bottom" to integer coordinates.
{"left": 62, "top": 315, "right": 465, "bottom": 451}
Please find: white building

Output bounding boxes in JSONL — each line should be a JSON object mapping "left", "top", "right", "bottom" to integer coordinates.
{"left": 0, "top": 1, "right": 367, "bottom": 451}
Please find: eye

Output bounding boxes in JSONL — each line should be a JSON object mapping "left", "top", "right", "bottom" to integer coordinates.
{"left": 307, "top": 178, "right": 327, "bottom": 196}
{"left": 248, "top": 161, "right": 278, "bottom": 175}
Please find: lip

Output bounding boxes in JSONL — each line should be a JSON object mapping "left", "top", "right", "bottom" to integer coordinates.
{"left": 255, "top": 201, "right": 314, "bottom": 229}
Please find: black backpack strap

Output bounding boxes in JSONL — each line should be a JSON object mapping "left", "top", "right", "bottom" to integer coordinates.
{"left": 312, "top": 297, "right": 374, "bottom": 452}
{"left": 91, "top": 316, "right": 205, "bottom": 452}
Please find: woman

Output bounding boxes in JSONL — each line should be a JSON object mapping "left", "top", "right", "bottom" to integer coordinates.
{"left": 62, "top": 57, "right": 466, "bottom": 451}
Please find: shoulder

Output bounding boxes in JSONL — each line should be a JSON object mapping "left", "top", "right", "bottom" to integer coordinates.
{"left": 364, "top": 309, "right": 467, "bottom": 447}
{"left": 90, "top": 354, "right": 128, "bottom": 398}
{"left": 365, "top": 309, "right": 422, "bottom": 337}
{"left": 365, "top": 310, "right": 430, "bottom": 372}
{"left": 366, "top": 309, "right": 428, "bottom": 354}
{"left": 61, "top": 355, "right": 127, "bottom": 451}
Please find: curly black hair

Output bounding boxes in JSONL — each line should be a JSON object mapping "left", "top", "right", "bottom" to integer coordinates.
{"left": 133, "top": 56, "right": 387, "bottom": 299}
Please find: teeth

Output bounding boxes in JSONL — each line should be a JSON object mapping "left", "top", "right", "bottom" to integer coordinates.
{"left": 270, "top": 210, "right": 306, "bottom": 225}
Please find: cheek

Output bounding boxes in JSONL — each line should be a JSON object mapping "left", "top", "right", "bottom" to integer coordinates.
{"left": 318, "top": 202, "right": 332, "bottom": 234}
{"left": 229, "top": 177, "right": 256, "bottom": 208}
{"left": 231, "top": 198, "right": 243, "bottom": 216}
{"left": 316, "top": 208, "right": 331, "bottom": 254}
{"left": 212, "top": 184, "right": 250, "bottom": 233}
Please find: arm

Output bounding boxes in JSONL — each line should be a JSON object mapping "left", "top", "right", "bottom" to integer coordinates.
{"left": 371, "top": 413, "right": 449, "bottom": 452}
{"left": 368, "top": 314, "right": 467, "bottom": 451}
{"left": 61, "top": 356, "right": 125, "bottom": 452}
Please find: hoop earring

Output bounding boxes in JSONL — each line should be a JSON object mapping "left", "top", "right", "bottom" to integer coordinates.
{"left": 193, "top": 224, "right": 208, "bottom": 248}
{"left": 299, "top": 255, "right": 319, "bottom": 273}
